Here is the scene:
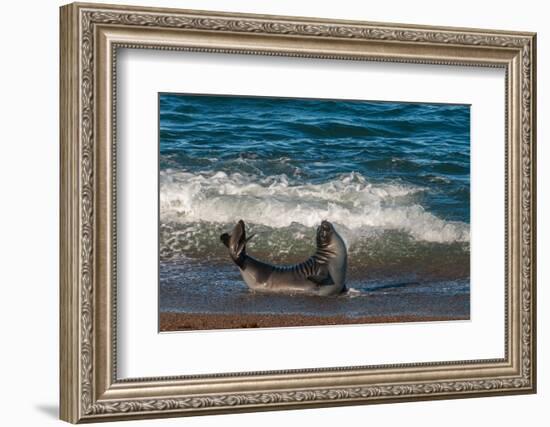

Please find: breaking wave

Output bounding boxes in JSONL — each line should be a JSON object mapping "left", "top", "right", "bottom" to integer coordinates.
{"left": 160, "top": 170, "right": 469, "bottom": 244}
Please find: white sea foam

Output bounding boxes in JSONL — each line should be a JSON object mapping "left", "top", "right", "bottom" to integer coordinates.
{"left": 160, "top": 170, "right": 469, "bottom": 243}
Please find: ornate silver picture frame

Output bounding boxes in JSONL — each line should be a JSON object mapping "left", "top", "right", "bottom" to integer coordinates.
{"left": 60, "top": 2, "right": 536, "bottom": 423}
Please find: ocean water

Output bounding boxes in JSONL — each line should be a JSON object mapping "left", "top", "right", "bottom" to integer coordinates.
{"left": 159, "top": 93, "right": 470, "bottom": 321}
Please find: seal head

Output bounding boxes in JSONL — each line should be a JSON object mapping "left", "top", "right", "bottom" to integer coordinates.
{"left": 316, "top": 220, "right": 334, "bottom": 249}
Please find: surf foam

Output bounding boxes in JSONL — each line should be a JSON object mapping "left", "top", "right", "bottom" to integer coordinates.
{"left": 160, "top": 170, "right": 469, "bottom": 244}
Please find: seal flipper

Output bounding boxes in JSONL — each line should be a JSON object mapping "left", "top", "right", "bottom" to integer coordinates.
{"left": 232, "top": 220, "right": 253, "bottom": 258}
{"left": 221, "top": 220, "right": 254, "bottom": 268}
{"left": 307, "top": 264, "right": 334, "bottom": 286}
{"left": 308, "top": 261, "right": 346, "bottom": 295}
{"left": 307, "top": 274, "right": 334, "bottom": 286}
{"left": 220, "top": 233, "right": 230, "bottom": 248}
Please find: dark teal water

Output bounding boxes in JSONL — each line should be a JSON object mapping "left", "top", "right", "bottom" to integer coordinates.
{"left": 159, "top": 93, "right": 470, "bottom": 320}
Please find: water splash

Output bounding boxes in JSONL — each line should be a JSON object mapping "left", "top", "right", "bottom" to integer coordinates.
{"left": 160, "top": 170, "right": 469, "bottom": 244}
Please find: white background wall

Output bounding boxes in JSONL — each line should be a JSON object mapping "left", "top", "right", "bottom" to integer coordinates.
{"left": 0, "top": 0, "right": 546, "bottom": 426}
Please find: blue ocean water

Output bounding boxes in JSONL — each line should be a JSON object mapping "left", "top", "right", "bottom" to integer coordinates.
{"left": 159, "top": 93, "right": 470, "bottom": 321}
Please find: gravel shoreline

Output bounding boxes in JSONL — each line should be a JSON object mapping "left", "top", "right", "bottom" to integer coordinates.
{"left": 160, "top": 312, "right": 469, "bottom": 332}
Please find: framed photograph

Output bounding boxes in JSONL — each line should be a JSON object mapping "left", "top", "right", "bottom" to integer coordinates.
{"left": 60, "top": 2, "right": 537, "bottom": 423}
{"left": 158, "top": 93, "right": 471, "bottom": 332}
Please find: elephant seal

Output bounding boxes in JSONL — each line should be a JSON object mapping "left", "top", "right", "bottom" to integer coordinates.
{"left": 220, "top": 220, "right": 347, "bottom": 296}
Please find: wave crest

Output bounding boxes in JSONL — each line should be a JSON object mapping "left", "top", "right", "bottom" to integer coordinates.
{"left": 160, "top": 170, "right": 469, "bottom": 244}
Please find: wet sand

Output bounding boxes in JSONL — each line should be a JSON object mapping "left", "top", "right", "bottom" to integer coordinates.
{"left": 160, "top": 311, "right": 469, "bottom": 332}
